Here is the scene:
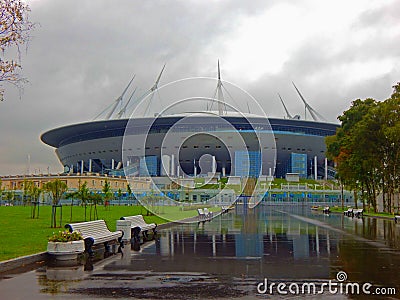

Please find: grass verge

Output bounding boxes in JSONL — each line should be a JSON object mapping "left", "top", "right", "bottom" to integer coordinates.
{"left": 321, "top": 205, "right": 396, "bottom": 218}
{"left": 0, "top": 204, "right": 204, "bottom": 262}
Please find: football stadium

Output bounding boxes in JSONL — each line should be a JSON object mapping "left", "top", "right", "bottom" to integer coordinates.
{"left": 41, "top": 66, "right": 339, "bottom": 181}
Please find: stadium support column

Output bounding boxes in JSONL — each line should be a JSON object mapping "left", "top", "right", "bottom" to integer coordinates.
{"left": 222, "top": 167, "right": 225, "bottom": 177}
{"left": 111, "top": 159, "right": 115, "bottom": 170}
{"left": 324, "top": 158, "right": 328, "bottom": 180}
{"left": 212, "top": 156, "right": 217, "bottom": 173}
{"left": 171, "top": 154, "right": 175, "bottom": 176}
{"left": 316, "top": 227, "right": 320, "bottom": 257}
{"left": 212, "top": 235, "right": 216, "bottom": 256}
{"left": 81, "top": 160, "right": 84, "bottom": 174}
{"left": 161, "top": 155, "right": 170, "bottom": 176}
{"left": 314, "top": 156, "right": 317, "bottom": 180}
{"left": 89, "top": 159, "right": 92, "bottom": 173}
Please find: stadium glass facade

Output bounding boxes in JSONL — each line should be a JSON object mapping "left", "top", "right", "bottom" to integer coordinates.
{"left": 288, "top": 152, "right": 307, "bottom": 178}
{"left": 234, "top": 151, "right": 262, "bottom": 178}
{"left": 139, "top": 156, "right": 158, "bottom": 176}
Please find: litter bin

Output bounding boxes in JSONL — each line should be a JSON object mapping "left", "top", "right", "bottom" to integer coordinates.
{"left": 116, "top": 220, "right": 131, "bottom": 242}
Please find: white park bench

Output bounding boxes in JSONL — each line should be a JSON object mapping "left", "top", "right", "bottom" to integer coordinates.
{"left": 197, "top": 208, "right": 212, "bottom": 221}
{"left": 221, "top": 206, "right": 229, "bottom": 214}
{"left": 65, "top": 220, "right": 123, "bottom": 256}
{"left": 353, "top": 208, "right": 363, "bottom": 218}
{"left": 203, "top": 208, "right": 213, "bottom": 219}
{"left": 344, "top": 208, "right": 353, "bottom": 216}
{"left": 120, "top": 215, "right": 157, "bottom": 242}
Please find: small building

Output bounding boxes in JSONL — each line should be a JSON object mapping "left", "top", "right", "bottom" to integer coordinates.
{"left": 285, "top": 173, "right": 300, "bottom": 182}
{"left": 178, "top": 188, "right": 236, "bottom": 204}
{"left": 0, "top": 173, "right": 151, "bottom": 192}
{"left": 178, "top": 178, "right": 195, "bottom": 189}
{"left": 227, "top": 176, "right": 241, "bottom": 185}
{"left": 205, "top": 173, "right": 219, "bottom": 184}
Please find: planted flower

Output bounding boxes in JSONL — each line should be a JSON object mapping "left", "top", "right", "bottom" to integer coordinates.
{"left": 48, "top": 230, "right": 83, "bottom": 242}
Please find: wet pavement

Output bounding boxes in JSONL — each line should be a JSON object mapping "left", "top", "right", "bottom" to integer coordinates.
{"left": 1, "top": 204, "right": 400, "bottom": 299}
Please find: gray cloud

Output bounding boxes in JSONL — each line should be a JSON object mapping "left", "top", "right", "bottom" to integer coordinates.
{"left": 0, "top": 0, "right": 399, "bottom": 175}
{"left": 356, "top": 1, "right": 400, "bottom": 28}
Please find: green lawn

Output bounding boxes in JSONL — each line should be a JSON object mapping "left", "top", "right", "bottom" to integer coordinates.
{"left": 0, "top": 204, "right": 205, "bottom": 262}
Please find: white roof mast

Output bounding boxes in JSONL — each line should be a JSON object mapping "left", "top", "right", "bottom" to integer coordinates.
{"left": 217, "top": 60, "right": 224, "bottom": 115}
{"left": 106, "top": 75, "right": 135, "bottom": 120}
{"left": 210, "top": 60, "right": 227, "bottom": 115}
{"left": 117, "top": 87, "right": 137, "bottom": 119}
{"left": 278, "top": 93, "right": 293, "bottom": 119}
{"left": 292, "top": 82, "right": 326, "bottom": 121}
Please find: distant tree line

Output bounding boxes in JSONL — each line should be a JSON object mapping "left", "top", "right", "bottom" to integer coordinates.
{"left": 1, "top": 178, "right": 133, "bottom": 206}
{"left": 1, "top": 178, "right": 134, "bottom": 227}
{"left": 326, "top": 83, "right": 400, "bottom": 213}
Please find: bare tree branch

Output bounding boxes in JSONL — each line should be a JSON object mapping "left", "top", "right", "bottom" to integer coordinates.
{"left": 0, "top": 0, "right": 35, "bottom": 100}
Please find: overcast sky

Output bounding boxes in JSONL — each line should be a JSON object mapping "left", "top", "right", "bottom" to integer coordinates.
{"left": 0, "top": 0, "right": 399, "bottom": 176}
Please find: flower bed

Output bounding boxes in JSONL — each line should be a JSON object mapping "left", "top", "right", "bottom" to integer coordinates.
{"left": 47, "top": 231, "right": 85, "bottom": 260}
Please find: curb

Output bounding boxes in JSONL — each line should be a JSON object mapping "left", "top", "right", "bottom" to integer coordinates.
{"left": 0, "top": 251, "right": 48, "bottom": 274}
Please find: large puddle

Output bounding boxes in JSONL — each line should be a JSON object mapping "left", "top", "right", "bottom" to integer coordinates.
{"left": 1, "top": 204, "right": 400, "bottom": 299}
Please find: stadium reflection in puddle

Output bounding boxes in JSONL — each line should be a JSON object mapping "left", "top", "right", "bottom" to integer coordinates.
{"left": 2, "top": 205, "right": 400, "bottom": 299}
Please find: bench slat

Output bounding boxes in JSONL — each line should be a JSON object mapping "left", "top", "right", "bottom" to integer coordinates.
{"left": 65, "top": 220, "right": 122, "bottom": 245}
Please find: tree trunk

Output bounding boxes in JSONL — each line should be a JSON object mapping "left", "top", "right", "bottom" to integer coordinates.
{"left": 354, "top": 190, "right": 358, "bottom": 209}
{"left": 341, "top": 183, "right": 344, "bottom": 211}
{"left": 70, "top": 199, "right": 73, "bottom": 222}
